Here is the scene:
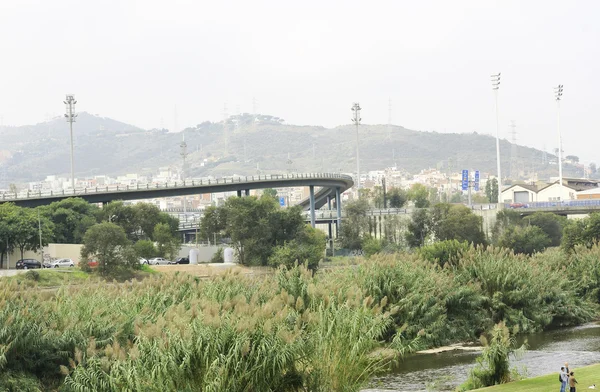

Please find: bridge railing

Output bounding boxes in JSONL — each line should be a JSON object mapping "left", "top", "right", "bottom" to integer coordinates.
{"left": 0, "top": 173, "right": 353, "bottom": 201}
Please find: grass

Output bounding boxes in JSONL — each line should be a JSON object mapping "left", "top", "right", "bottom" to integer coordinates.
{"left": 8, "top": 269, "right": 95, "bottom": 287}
{"left": 475, "top": 363, "right": 600, "bottom": 391}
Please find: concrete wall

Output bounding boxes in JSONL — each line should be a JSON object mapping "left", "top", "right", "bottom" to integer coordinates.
{"left": 179, "top": 245, "right": 221, "bottom": 263}
{"left": 1, "top": 244, "right": 84, "bottom": 269}
{"left": 538, "top": 183, "right": 575, "bottom": 201}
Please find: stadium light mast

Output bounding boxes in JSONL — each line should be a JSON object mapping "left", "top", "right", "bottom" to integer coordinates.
{"left": 351, "top": 103, "right": 362, "bottom": 191}
{"left": 491, "top": 73, "right": 501, "bottom": 202}
{"left": 180, "top": 130, "right": 188, "bottom": 213}
{"left": 555, "top": 84, "right": 564, "bottom": 201}
{"left": 64, "top": 95, "right": 77, "bottom": 191}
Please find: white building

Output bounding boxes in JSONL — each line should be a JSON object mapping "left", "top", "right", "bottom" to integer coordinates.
{"left": 500, "top": 184, "right": 539, "bottom": 203}
{"left": 537, "top": 182, "right": 578, "bottom": 202}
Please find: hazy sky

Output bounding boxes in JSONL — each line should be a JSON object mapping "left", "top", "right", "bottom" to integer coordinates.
{"left": 1, "top": 0, "right": 599, "bottom": 162}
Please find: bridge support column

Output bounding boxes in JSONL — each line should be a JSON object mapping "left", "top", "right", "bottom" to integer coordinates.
{"left": 328, "top": 222, "right": 333, "bottom": 253}
{"left": 237, "top": 190, "right": 242, "bottom": 197}
{"left": 309, "top": 185, "right": 316, "bottom": 228}
{"left": 335, "top": 187, "right": 342, "bottom": 236}
{"left": 245, "top": 189, "right": 250, "bottom": 196}
{"left": 327, "top": 196, "right": 332, "bottom": 210}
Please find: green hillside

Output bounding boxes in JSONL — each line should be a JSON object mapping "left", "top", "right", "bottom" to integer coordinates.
{"left": 0, "top": 112, "right": 585, "bottom": 185}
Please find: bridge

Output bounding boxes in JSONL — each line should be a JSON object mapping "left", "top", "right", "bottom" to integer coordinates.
{"left": 0, "top": 173, "right": 353, "bottom": 228}
{"left": 503, "top": 200, "right": 600, "bottom": 216}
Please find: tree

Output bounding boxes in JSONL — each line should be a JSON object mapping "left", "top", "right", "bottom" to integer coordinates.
{"left": 429, "top": 203, "right": 486, "bottom": 245}
{"left": 561, "top": 213, "right": 600, "bottom": 252}
{"left": 39, "top": 198, "right": 100, "bottom": 244}
{"left": 153, "top": 223, "right": 180, "bottom": 260}
{"left": 80, "top": 222, "right": 137, "bottom": 276}
{"left": 199, "top": 206, "right": 227, "bottom": 244}
{"left": 405, "top": 208, "right": 431, "bottom": 248}
{"left": 387, "top": 188, "right": 407, "bottom": 208}
{"left": 527, "top": 212, "right": 566, "bottom": 247}
{"left": 371, "top": 186, "right": 385, "bottom": 208}
{"left": 498, "top": 225, "right": 551, "bottom": 255}
{"left": 340, "top": 199, "right": 370, "bottom": 250}
{"left": 101, "top": 201, "right": 179, "bottom": 242}
{"left": 268, "top": 226, "right": 325, "bottom": 270}
{"left": 388, "top": 188, "right": 407, "bottom": 208}
{"left": 0, "top": 203, "right": 18, "bottom": 268}
{"left": 491, "top": 209, "right": 522, "bottom": 244}
{"left": 565, "top": 155, "right": 579, "bottom": 163}
{"left": 485, "top": 178, "right": 499, "bottom": 203}
{"left": 408, "top": 184, "right": 430, "bottom": 208}
{"left": 12, "top": 208, "right": 54, "bottom": 261}
{"left": 262, "top": 188, "right": 278, "bottom": 199}
{"left": 133, "top": 240, "right": 157, "bottom": 260}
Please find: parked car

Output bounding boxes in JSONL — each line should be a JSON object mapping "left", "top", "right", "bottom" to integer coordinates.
{"left": 139, "top": 258, "right": 148, "bottom": 265}
{"left": 171, "top": 257, "right": 189, "bottom": 265}
{"left": 42, "top": 261, "right": 53, "bottom": 268}
{"left": 148, "top": 257, "right": 170, "bottom": 265}
{"left": 16, "top": 259, "right": 42, "bottom": 269}
{"left": 49, "top": 258, "right": 74, "bottom": 268}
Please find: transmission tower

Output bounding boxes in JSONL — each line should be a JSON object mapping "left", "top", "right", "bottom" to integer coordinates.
{"left": 180, "top": 130, "right": 188, "bottom": 213}
{"left": 509, "top": 121, "right": 518, "bottom": 180}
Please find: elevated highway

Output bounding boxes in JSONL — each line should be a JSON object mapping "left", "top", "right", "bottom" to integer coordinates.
{"left": 1, "top": 172, "right": 350, "bottom": 204}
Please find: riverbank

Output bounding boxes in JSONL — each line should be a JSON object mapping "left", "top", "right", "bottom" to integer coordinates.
{"left": 475, "top": 363, "right": 600, "bottom": 391}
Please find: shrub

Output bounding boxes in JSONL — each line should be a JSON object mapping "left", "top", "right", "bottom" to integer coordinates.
{"left": 268, "top": 226, "right": 325, "bottom": 270}
{"left": 24, "top": 270, "right": 41, "bottom": 282}
{"left": 210, "top": 247, "right": 224, "bottom": 263}
{"left": 418, "top": 240, "right": 470, "bottom": 267}
{"left": 498, "top": 225, "right": 551, "bottom": 255}
{"left": 361, "top": 237, "right": 383, "bottom": 258}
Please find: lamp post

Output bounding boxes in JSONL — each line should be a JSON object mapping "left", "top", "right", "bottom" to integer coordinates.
{"left": 491, "top": 73, "right": 501, "bottom": 202}
{"left": 555, "top": 84, "right": 564, "bottom": 201}
{"left": 64, "top": 95, "right": 77, "bottom": 191}
{"left": 351, "top": 103, "right": 361, "bottom": 191}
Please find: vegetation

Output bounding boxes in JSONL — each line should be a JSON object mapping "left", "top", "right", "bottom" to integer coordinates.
{"left": 498, "top": 226, "right": 551, "bottom": 256}
{"left": 418, "top": 239, "right": 470, "bottom": 267}
{"left": 408, "top": 183, "right": 430, "bottom": 208}
{"left": 472, "top": 363, "right": 600, "bottom": 391}
{"left": 7, "top": 269, "right": 94, "bottom": 287}
{"left": 387, "top": 187, "right": 407, "bottom": 208}
{"left": 485, "top": 178, "right": 499, "bottom": 203}
{"left": 562, "top": 212, "right": 600, "bottom": 252}
{"left": 80, "top": 222, "right": 139, "bottom": 277}
{"left": 459, "top": 322, "right": 526, "bottom": 390}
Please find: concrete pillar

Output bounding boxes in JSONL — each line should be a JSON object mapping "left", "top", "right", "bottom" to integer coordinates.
{"left": 245, "top": 189, "right": 250, "bottom": 196}
{"left": 237, "top": 190, "right": 242, "bottom": 197}
{"left": 309, "top": 185, "right": 316, "bottom": 228}
{"left": 328, "top": 222, "right": 333, "bottom": 253}
{"left": 335, "top": 187, "right": 342, "bottom": 236}
{"left": 327, "top": 195, "right": 332, "bottom": 210}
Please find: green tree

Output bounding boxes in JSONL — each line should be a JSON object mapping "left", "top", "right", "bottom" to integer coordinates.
{"left": 485, "top": 178, "right": 499, "bottom": 203}
{"left": 133, "top": 240, "right": 157, "bottom": 260}
{"left": 408, "top": 183, "right": 430, "bottom": 208}
{"left": 429, "top": 203, "right": 486, "bottom": 245}
{"left": 405, "top": 208, "right": 431, "bottom": 248}
{"left": 262, "top": 188, "right": 278, "bottom": 199}
{"left": 199, "top": 205, "right": 227, "bottom": 244}
{"left": 38, "top": 198, "right": 100, "bottom": 244}
{"left": 12, "top": 208, "right": 54, "bottom": 261}
{"left": 387, "top": 188, "right": 407, "bottom": 208}
{"left": 0, "top": 203, "right": 18, "bottom": 268}
{"left": 418, "top": 239, "right": 470, "bottom": 267}
{"left": 498, "top": 225, "right": 551, "bottom": 255}
{"left": 268, "top": 226, "right": 325, "bottom": 270}
{"left": 491, "top": 209, "right": 522, "bottom": 244}
{"left": 527, "top": 212, "right": 566, "bottom": 247}
{"left": 100, "top": 201, "right": 179, "bottom": 242}
{"left": 340, "top": 199, "right": 370, "bottom": 250}
{"left": 371, "top": 186, "right": 385, "bottom": 208}
{"left": 80, "top": 222, "right": 138, "bottom": 276}
{"left": 153, "top": 223, "right": 180, "bottom": 260}
{"left": 561, "top": 213, "right": 600, "bottom": 252}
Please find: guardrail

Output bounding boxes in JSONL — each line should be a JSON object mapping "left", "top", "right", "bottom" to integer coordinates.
{"left": 1, "top": 173, "right": 353, "bottom": 201}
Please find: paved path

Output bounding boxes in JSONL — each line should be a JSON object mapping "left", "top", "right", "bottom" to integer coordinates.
{"left": 0, "top": 269, "right": 26, "bottom": 277}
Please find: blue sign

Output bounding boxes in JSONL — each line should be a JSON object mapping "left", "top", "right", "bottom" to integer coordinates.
{"left": 279, "top": 197, "right": 285, "bottom": 207}
{"left": 474, "top": 170, "right": 480, "bottom": 191}
{"left": 461, "top": 170, "right": 469, "bottom": 191}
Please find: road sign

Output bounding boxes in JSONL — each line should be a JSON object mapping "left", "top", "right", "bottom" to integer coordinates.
{"left": 462, "top": 170, "right": 469, "bottom": 191}
{"left": 474, "top": 170, "right": 480, "bottom": 191}
{"left": 279, "top": 197, "right": 285, "bottom": 207}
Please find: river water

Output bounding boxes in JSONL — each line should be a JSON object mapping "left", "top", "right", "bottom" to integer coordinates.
{"left": 365, "top": 322, "right": 600, "bottom": 392}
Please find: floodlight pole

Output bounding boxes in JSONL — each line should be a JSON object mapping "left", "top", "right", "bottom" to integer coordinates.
{"left": 491, "top": 73, "right": 501, "bottom": 203}
{"left": 351, "top": 103, "right": 362, "bottom": 192}
{"left": 555, "top": 84, "right": 564, "bottom": 201}
{"left": 64, "top": 95, "right": 77, "bottom": 191}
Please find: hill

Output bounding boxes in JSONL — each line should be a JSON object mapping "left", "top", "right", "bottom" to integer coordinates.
{"left": 0, "top": 112, "right": 586, "bottom": 185}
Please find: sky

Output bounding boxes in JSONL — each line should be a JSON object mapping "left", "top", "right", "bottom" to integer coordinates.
{"left": 0, "top": 0, "right": 599, "bottom": 162}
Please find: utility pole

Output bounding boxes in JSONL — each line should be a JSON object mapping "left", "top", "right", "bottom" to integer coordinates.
{"left": 223, "top": 103, "right": 229, "bottom": 155}
{"left": 509, "top": 121, "right": 517, "bottom": 180}
{"left": 351, "top": 102, "right": 362, "bottom": 191}
{"left": 64, "top": 95, "right": 77, "bottom": 191}
{"left": 491, "top": 73, "right": 501, "bottom": 202}
{"left": 555, "top": 84, "right": 564, "bottom": 201}
{"left": 382, "top": 177, "right": 387, "bottom": 208}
